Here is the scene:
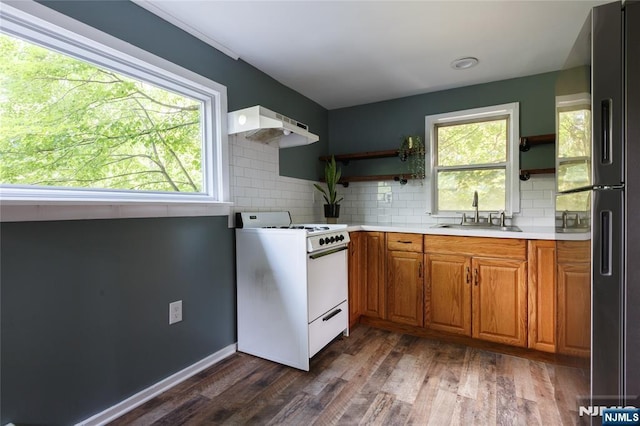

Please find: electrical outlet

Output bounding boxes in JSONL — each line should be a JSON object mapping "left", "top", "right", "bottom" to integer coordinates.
{"left": 169, "top": 300, "right": 182, "bottom": 325}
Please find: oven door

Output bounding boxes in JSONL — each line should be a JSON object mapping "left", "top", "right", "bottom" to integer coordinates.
{"left": 307, "top": 245, "right": 348, "bottom": 323}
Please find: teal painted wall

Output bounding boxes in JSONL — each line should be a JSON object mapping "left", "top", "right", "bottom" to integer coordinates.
{"left": 1, "top": 1, "right": 326, "bottom": 424}
{"left": 1, "top": 217, "right": 235, "bottom": 424}
{"left": 328, "top": 72, "right": 558, "bottom": 177}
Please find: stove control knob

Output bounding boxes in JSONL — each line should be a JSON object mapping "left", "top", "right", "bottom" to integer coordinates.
{"left": 319, "top": 238, "right": 325, "bottom": 245}
{"left": 324, "top": 237, "right": 330, "bottom": 244}
{"left": 330, "top": 236, "right": 336, "bottom": 243}
{"left": 338, "top": 235, "right": 344, "bottom": 241}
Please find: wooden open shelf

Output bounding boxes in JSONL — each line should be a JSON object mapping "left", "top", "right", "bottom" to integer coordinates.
{"left": 519, "top": 133, "right": 556, "bottom": 180}
{"left": 319, "top": 149, "right": 399, "bottom": 163}
{"left": 319, "top": 148, "right": 414, "bottom": 186}
{"left": 320, "top": 174, "right": 415, "bottom": 187}
{"left": 519, "top": 134, "right": 555, "bottom": 152}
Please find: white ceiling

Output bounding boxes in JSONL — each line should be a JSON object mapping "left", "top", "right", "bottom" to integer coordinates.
{"left": 135, "top": 1, "right": 606, "bottom": 110}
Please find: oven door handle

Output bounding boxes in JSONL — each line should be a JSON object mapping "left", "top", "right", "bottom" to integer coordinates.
{"left": 309, "top": 245, "right": 348, "bottom": 260}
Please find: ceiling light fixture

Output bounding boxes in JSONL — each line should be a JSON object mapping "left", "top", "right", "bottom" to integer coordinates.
{"left": 450, "top": 57, "right": 479, "bottom": 70}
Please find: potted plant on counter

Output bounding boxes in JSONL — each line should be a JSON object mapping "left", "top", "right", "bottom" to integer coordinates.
{"left": 314, "top": 155, "right": 344, "bottom": 224}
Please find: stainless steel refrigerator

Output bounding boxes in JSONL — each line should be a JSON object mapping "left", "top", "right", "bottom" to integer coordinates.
{"left": 557, "top": 0, "right": 640, "bottom": 413}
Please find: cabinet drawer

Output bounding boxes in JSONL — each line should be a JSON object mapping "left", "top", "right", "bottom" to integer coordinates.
{"left": 557, "top": 240, "right": 591, "bottom": 264}
{"left": 387, "top": 233, "right": 423, "bottom": 252}
{"left": 424, "top": 235, "right": 526, "bottom": 260}
{"left": 309, "top": 301, "right": 348, "bottom": 357}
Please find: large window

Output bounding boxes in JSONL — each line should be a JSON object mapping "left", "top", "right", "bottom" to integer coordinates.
{"left": 0, "top": 3, "right": 228, "bottom": 204}
{"left": 425, "top": 103, "right": 520, "bottom": 216}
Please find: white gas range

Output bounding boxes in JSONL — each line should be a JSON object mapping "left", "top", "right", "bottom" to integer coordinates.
{"left": 235, "top": 212, "right": 350, "bottom": 371}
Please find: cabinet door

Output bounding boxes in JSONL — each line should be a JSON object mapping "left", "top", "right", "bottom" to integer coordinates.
{"left": 348, "top": 232, "right": 362, "bottom": 328}
{"left": 361, "top": 232, "right": 386, "bottom": 319}
{"left": 472, "top": 257, "right": 527, "bottom": 347}
{"left": 527, "top": 240, "right": 557, "bottom": 353}
{"left": 557, "top": 262, "right": 591, "bottom": 357}
{"left": 387, "top": 251, "right": 424, "bottom": 327}
{"left": 425, "top": 253, "right": 471, "bottom": 336}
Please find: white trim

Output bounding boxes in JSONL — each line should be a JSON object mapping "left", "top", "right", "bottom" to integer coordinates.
{"left": 0, "top": 202, "right": 233, "bottom": 222}
{"left": 555, "top": 92, "right": 591, "bottom": 109}
{"left": 131, "top": 0, "right": 240, "bottom": 61}
{"left": 0, "top": 1, "right": 231, "bottom": 206}
{"left": 425, "top": 102, "right": 520, "bottom": 216}
{"left": 75, "top": 343, "right": 237, "bottom": 426}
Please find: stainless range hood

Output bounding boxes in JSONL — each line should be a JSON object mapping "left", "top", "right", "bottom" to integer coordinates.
{"left": 228, "top": 105, "right": 319, "bottom": 148}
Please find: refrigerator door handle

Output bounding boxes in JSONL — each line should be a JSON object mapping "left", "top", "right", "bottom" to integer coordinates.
{"left": 601, "top": 99, "right": 612, "bottom": 164}
{"left": 599, "top": 210, "right": 612, "bottom": 276}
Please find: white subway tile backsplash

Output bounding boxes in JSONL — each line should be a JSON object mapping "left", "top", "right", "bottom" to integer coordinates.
{"left": 229, "top": 135, "right": 322, "bottom": 223}
{"left": 235, "top": 176, "right": 252, "bottom": 188}
{"left": 521, "top": 208, "right": 545, "bottom": 217}
{"left": 533, "top": 198, "right": 553, "bottom": 208}
{"left": 236, "top": 157, "right": 252, "bottom": 169}
{"left": 532, "top": 178, "right": 556, "bottom": 190}
{"left": 333, "top": 175, "right": 556, "bottom": 226}
{"left": 521, "top": 190, "right": 544, "bottom": 200}
{"left": 520, "top": 180, "right": 534, "bottom": 190}
{"left": 230, "top": 133, "right": 556, "bottom": 227}
{"left": 520, "top": 199, "right": 533, "bottom": 209}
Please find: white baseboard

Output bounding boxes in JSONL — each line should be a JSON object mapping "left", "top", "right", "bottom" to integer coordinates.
{"left": 76, "top": 343, "right": 237, "bottom": 426}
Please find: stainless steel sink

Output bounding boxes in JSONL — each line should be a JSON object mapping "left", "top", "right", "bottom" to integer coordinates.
{"left": 431, "top": 223, "right": 522, "bottom": 232}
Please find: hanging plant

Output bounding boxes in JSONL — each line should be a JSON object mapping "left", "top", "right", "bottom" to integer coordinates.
{"left": 398, "top": 135, "right": 426, "bottom": 181}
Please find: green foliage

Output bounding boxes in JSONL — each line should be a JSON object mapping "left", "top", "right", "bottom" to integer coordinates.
{"left": 556, "top": 191, "right": 590, "bottom": 213}
{"left": 437, "top": 119, "right": 507, "bottom": 166}
{"left": 556, "top": 107, "right": 591, "bottom": 212}
{"left": 435, "top": 118, "right": 509, "bottom": 212}
{"left": 314, "top": 156, "right": 343, "bottom": 205}
{"left": 399, "top": 135, "right": 425, "bottom": 180}
{"left": 0, "top": 32, "right": 203, "bottom": 193}
{"left": 438, "top": 169, "right": 506, "bottom": 212}
{"left": 557, "top": 109, "right": 591, "bottom": 158}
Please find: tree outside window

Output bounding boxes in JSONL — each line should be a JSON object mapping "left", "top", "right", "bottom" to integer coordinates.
{"left": 0, "top": 32, "right": 204, "bottom": 194}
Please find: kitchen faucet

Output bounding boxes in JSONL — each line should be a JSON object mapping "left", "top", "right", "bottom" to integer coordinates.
{"left": 472, "top": 191, "right": 479, "bottom": 223}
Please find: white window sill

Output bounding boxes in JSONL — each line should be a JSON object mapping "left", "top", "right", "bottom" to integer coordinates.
{"left": 0, "top": 201, "right": 233, "bottom": 222}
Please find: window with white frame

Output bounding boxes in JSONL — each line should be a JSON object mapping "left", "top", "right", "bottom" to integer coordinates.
{"left": 555, "top": 93, "right": 591, "bottom": 212}
{"left": 425, "top": 103, "right": 520, "bottom": 216}
{"left": 0, "top": 3, "right": 228, "bottom": 204}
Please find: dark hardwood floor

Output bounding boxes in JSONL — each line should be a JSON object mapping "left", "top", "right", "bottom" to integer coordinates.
{"left": 110, "top": 325, "right": 589, "bottom": 425}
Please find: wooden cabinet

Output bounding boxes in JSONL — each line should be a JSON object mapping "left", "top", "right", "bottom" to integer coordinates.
{"left": 353, "top": 231, "right": 589, "bottom": 355}
{"left": 557, "top": 240, "right": 591, "bottom": 357}
{"left": 387, "top": 250, "right": 424, "bottom": 327}
{"left": 424, "top": 235, "right": 528, "bottom": 347}
{"left": 425, "top": 253, "right": 471, "bottom": 336}
{"left": 348, "top": 232, "right": 362, "bottom": 328}
{"left": 471, "top": 257, "right": 527, "bottom": 347}
{"left": 527, "top": 240, "right": 557, "bottom": 353}
{"left": 386, "top": 233, "right": 424, "bottom": 326}
{"left": 360, "top": 232, "right": 386, "bottom": 319}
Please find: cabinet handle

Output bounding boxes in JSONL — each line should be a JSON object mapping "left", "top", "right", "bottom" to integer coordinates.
{"left": 397, "top": 240, "right": 413, "bottom": 244}
{"left": 323, "top": 308, "right": 342, "bottom": 322}
{"left": 466, "top": 267, "right": 470, "bottom": 284}
{"left": 474, "top": 268, "right": 479, "bottom": 286}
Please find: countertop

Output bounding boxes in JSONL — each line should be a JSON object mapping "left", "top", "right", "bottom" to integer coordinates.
{"left": 344, "top": 223, "right": 590, "bottom": 241}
